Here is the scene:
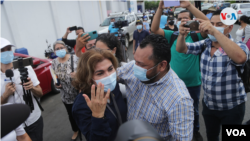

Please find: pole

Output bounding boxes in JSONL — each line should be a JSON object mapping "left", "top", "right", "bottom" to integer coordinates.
{"left": 195, "top": 0, "right": 201, "bottom": 11}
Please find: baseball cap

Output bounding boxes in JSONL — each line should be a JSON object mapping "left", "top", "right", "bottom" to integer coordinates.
{"left": 136, "top": 20, "right": 142, "bottom": 24}
{"left": 1, "top": 38, "right": 15, "bottom": 49}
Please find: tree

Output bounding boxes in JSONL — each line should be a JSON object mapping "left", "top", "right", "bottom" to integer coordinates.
{"left": 145, "top": 1, "right": 160, "bottom": 10}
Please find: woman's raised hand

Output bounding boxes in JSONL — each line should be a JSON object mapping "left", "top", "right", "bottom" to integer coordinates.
{"left": 83, "top": 82, "right": 111, "bottom": 118}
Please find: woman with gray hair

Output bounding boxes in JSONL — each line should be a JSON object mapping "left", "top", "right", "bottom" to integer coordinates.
{"left": 51, "top": 41, "right": 82, "bottom": 141}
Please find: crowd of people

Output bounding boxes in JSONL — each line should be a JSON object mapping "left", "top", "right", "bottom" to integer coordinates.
{"left": 1, "top": 0, "right": 250, "bottom": 141}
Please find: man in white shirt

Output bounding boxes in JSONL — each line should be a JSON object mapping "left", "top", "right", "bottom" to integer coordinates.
{"left": 0, "top": 38, "right": 44, "bottom": 141}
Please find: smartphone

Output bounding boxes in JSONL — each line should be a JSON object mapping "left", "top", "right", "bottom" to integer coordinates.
{"left": 69, "top": 26, "right": 77, "bottom": 31}
{"left": 164, "top": 0, "right": 180, "bottom": 8}
{"left": 81, "top": 31, "right": 98, "bottom": 41}
{"left": 56, "top": 76, "right": 61, "bottom": 86}
{"left": 184, "top": 20, "right": 200, "bottom": 31}
{"left": 13, "top": 57, "right": 33, "bottom": 69}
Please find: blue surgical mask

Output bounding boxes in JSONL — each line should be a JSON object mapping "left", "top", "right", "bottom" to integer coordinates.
{"left": 133, "top": 61, "right": 160, "bottom": 82}
{"left": 137, "top": 25, "right": 143, "bottom": 30}
{"left": 94, "top": 72, "right": 117, "bottom": 92}
{"left": 55, "top": 49, "right": 66, "bottom": 58}
{"left": 177, "top": 21, "right": 181, "bottom": 29}
{"left": 208, "top": 26, "right": 228, "bottom": 42}
{"left": 1, "top": 51, "right": 14, "bottom": 64}
{"left": 111, "top": 22, "right": 114, "bottom": 25}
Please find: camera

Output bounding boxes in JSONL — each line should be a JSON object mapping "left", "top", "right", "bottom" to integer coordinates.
{"left": 184, "top": 20, "right": 200, "bottom": 31}
{"left": 113, "top": 20, "right": 128, "bottom": 29}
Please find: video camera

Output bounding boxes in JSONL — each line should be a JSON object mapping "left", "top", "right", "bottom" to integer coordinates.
{"left": 12, "top": 58, "right": 44, "bottom": 112}
{"left": 113, "top": 20, "right": 129, "bottom": 29}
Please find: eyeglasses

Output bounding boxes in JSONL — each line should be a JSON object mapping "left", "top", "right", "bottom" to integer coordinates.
{"left": 55, "top": 47, "right": 65, "bottom": 51}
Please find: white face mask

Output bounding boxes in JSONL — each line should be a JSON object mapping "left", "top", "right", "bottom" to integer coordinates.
{"left": 208, "top": 26, "right": 229, "bottom": 42}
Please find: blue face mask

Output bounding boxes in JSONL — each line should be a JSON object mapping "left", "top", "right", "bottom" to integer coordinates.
{"left": 95, "top": 72, "right": 117, "bottom": 92}
{"left": 177, "top": 21, "right": 181, "bottom": 29}
{"left": 1, "top": 51, "right": 14, "bottom": 64}
{"left": 133, "top": 61, "right": 160, "bottom": 82}
{"left": 55, "top": 49, "right": 66, "bottom": 58}
{"left": 111, "top": 22, "right": 114, "bottom": 25}
{"left": 208, "top": 26, "right": 228, "bottom": 42}
{"left": 137, "top": 25, "right": 143, "bottom": 30}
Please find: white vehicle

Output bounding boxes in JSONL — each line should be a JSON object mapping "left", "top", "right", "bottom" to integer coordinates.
{"left": 98, "top": 11, "right": 137, "bottom": 48}
{"left": 174, "top": 8, "right": 186, "bottom": 17}
{"left": 231, "top": 3, "right": 250, "bottom": 21}
{"left": 135, "top": 13, "right": 151, "bottom": 25}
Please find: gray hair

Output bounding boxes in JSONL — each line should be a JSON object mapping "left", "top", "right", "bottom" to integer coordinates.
{"left": 53, "top": 41, "right": 66, "bottom": 50}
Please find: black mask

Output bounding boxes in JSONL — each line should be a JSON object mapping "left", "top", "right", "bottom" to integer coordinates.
{"left": 168, "top": 20, "right": 174, "bottom": 25}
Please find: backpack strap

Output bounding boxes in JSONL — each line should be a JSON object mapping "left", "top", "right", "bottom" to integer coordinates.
{"left": 71, "top": 54, "right": 74, "bottom": 73}
{"left": 190, "top": 32, "right": 199, "bottom": 42}
{"left": 169, "top": 31, "right": 179, "bottom": 47}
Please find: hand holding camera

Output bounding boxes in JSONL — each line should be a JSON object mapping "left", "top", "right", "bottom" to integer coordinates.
{"left": 178, "top": 19, "right": 190, "bottom": 36}
{"left": 196, "top": 18, "right": 217, "bottom": 36}
{"left": 66, "top": 27, "right": 73, "bottom": 34}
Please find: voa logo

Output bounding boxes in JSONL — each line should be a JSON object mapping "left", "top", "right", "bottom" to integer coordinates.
{"left": 220, "top": 8, "right": 238, "bottom": 25}
{"left": 221, "top": 13, "right": 236, "bottom": 20}
{"left": 226, "top": 129, "right": 246, "bottom": 136}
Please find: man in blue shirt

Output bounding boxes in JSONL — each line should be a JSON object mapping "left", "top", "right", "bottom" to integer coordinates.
{"left": 133, "top": 20, "right": 150, "bottom": 54}
{"left": 160, "top": 12, "right": 168, "bottom": 29}
{"left": 108, "top": 18, "right": 119, "bottom": 36}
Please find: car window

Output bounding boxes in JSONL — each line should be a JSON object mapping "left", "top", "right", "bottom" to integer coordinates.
{"left": 100, "top": 16, "right": 125, "bottom": 26}
{"left": 240, "top": 4, "right": 250, "bottom": 9}
{"left": 126, "top": 16, "right": 132, "bottom": 23}
{"left": 131, "top": 15, "right": 135, "bottom": 22}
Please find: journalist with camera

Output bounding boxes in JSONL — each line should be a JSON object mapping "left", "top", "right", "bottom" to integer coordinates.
{"left": 1, "top": 38, "right": 44, "bottom": 141}
{"left": 176, "top": 10, "right": 249, "bottom": 141}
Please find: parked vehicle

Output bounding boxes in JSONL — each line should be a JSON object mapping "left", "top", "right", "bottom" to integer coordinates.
{"left": 98, "top": 11, "right": 137, "bottom": 48}
{"left": 14, "top": 53, "right": 60, "bottom": 95}
{"left": 217, "top": 2, "right": 230, "bottom": 10}
{"left": 231, "top": 3, "right": 250, "bottom": 22}
{"left": 135, "top": 13, "right": 151, "bottom": 25}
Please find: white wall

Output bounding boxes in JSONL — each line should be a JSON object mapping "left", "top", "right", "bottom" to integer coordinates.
{"left": 110, "top": 1, "right": 128, "bottom": 13}
{"left": 130, "top": 0, "right": 138, "bottom": 13}
{"left": 1, "top": 0, "right": 129, "bottom": 59}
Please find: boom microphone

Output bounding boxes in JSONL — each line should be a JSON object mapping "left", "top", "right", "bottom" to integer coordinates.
{"left": 1, "top": 104, "right": 30, "bottom": 138}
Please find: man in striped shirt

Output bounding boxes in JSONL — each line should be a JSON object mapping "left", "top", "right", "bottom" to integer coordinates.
{"left": 117, "top": 34, "right": 194, "bottom": 141}
{"left": 176, "top": 10, "right": 249, "bottom": 141}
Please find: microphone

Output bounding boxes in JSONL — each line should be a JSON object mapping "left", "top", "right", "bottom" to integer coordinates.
{"left": 5, "top": 69, "right": 14, "bottom": 82}
{"left": 5, "top": 69, "right": 14, "bottom": 96}
{"left": 1, "top": 103, "right": 30, "bottom": 138}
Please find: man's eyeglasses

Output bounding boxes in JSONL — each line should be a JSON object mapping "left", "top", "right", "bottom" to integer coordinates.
{"left": 55, "top": 47, "right": 66, "bottom": 51}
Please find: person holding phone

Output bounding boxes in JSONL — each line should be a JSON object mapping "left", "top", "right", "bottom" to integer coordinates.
{"left": 75, "top": 33, "right": 126, "bottom": 66}
{"left": 62, "top": 26, "right": 85, "bottom": 53}
{"left": 72, "top": 48, "right": 127, "bottom": 141}
{"left": 151, "top": 1, "right": 210, "bottom": 141}
{"left": 51, "top": 41, "right": 81, "bottom": 141}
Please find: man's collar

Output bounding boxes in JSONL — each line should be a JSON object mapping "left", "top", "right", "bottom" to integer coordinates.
{"left": 146, "top": 68, "right": 172, "bottom": 86}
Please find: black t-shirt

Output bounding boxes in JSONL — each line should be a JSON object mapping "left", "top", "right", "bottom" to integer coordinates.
{"left": 164, "top": 25, "right": 178, "bottom": 31}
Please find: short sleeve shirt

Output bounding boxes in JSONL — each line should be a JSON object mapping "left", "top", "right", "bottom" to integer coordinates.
{"left": 109, "top": 24, "right": 119, "bottom": 36}
{"left": 164, "top": 30, "right": 205, "bottom": 87}
{"left": 1, "top": 66, "right": 41, "bottom": 127}
{"left": 51, "top": 55, "right": 79, "bottom": 104}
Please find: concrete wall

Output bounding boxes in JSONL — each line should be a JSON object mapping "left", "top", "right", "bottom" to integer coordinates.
{"left": 1, "top": 0, "right": 128, "bottom": 59}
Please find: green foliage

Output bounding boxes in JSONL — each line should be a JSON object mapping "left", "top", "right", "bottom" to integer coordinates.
{"left": 145, "top": 1, "right": 160, "bottom": 10}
